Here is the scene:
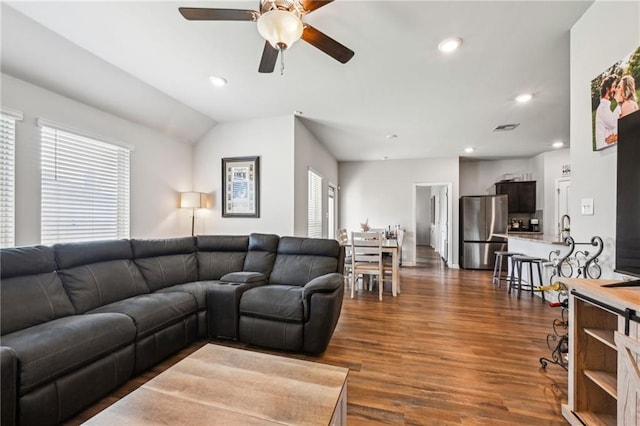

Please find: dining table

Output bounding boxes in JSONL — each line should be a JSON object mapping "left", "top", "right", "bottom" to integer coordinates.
{"left": 381, "top": 238, "right": 401, "bottom": 296}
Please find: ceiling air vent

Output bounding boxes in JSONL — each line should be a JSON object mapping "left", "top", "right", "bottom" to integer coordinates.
{"left": 493, "top": 123, "right": 520, "bottom": 132}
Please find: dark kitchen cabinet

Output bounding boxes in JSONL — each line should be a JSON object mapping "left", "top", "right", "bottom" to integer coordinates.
{"left": 495, "top": 181, "right": 536, "bottom": 213}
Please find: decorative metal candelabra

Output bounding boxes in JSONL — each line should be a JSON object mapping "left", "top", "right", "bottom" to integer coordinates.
{"left": 539, "top": 282, "right": 569, "bottom": 371}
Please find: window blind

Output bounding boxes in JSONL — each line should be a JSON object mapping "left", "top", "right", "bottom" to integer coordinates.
{"left": 308, "top": 169, "right": 322, "bottom": 238}
{"left": 0, "top": 113, "right": 17, "bottom": 248}
{"left": 40, "top": 125, "right": 130, "bottom": 245}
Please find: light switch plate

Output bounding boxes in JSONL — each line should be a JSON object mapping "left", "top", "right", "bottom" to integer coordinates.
{"left": 581, "top": 198, "right": 594, "bottom": 215}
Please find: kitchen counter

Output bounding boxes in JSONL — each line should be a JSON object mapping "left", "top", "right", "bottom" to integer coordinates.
{"left": 494, "top": 232, "right": 566, "bottom": 245}
{"left": 507, "top": 233, "right": 567, "bottom": 245}
{"left": 502, "top": 233, "right": 573, "bottom": 298}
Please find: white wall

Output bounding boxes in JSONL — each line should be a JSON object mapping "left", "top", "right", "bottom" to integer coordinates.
{"left": 293, "top": 119, "right": 339, "bottom": 238}
{"left": 192, "top": 115, "right": 295, "bottom": 236}
{"left": 1, "top": 73, "right": 193, "bottom": 245}
{"left": 570, "top": 1, "right": 640, "bottom": 278}
{"left": 540, "top": 148, "right": 570, "bottom": 235}
{"left": 339, "top": 157, "right": 459, "bottom": 266}
{"left": 459, "top": 158, "right": 532, "bottom": 196}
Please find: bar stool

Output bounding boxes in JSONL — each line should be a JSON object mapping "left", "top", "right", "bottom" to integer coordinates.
{"left": 492, "top": 251, "right": 520, "bottom": 288}
{"left": 509, "top": 255, "right": 546, "bottom": 301}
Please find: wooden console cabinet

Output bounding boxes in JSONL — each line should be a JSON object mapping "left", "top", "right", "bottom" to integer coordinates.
{"left": 561, "top": 278, "right": 640, "bottom": 426}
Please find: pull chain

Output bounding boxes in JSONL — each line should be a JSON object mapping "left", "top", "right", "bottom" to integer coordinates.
{"left": 280, "top": 50, "right": 285, "bottom": 75}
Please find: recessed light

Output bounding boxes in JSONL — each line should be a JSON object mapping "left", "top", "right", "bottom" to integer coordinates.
{"left": 552, "top": 141, "right": 564, "bottom": 148}
{"left": 294, "top": 110, "right": 303, "bottom": 116}
{"left": 385, "top": 134, "right": 397, "bottom": 140}
{"left": 515, "top": 93, "right": 533, "bottom": 103}
{"left": 464, "top": 147, "right": 475, "bottom": 153}
{"left": 209, "top": 76, "right": 227, "bottom": 87}
{"left": 438, "top": 37, "right": 462, "bottom": 53}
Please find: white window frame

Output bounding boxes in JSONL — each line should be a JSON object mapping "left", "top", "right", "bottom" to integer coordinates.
{"left": 327, "top": 183, "right": 337, "bottom": 240}
{"left": 308, "top": 168, "right": 323, "bottom": 238}
{"left": 38, "top": 119, "right": 133, "bottom": 245}
{"left": 0, "top": 107, "right": 23, "bottom": 248}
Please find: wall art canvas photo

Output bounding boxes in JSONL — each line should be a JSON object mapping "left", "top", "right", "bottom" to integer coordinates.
{"left": 591, "top": 45, "right": 640, "bottom": 151}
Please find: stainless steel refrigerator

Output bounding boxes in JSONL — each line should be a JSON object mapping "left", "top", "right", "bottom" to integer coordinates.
{"left": 459, "top": 195, "right": 508, "bottom": 269}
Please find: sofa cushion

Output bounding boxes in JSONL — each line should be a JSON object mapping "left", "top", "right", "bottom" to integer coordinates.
{"left": 0, "top": 245, "right": 57, "bottom": 279}
{"left": 131, "top": 237, "right": 195, "bottom": 258}
{"left": 88, "top": 292, "right": 197, "bottom": 339}
{"left": 269, "top": 237, "right": 340, "bottom": 286}
{"left": 135, "top": 253, "right": 198, "bottom": 291}
{"left": 54, "top": 239, "right": 133, "bottom": 269}
{"left": 155, "top": 281, "right": 221, "bottom": 310}
{"left": 0, "top": 246, "right": 75, "bottom": 335}
{"left": 239, "top": 285, "right": 304, "bottom": 322}
{"left": 196, "top": 235, "right": 248, "bottom": 280}
{"left": 132, "top": 237, "right": 198, "bottom": 291}
{"left": 0, "top": 313, "right": 135, "bottom": 394}
{"left": 243, "top": 233, "right": 279, "bottom": 279}
{"left": 58, "top": 259, "right": 149, "bottom": 314}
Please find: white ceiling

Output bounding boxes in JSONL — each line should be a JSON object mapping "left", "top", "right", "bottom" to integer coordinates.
{"left": 1, "top": 1, "right": 593, "bottom": 161}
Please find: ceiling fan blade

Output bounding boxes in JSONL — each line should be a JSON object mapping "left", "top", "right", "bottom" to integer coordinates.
{"left": 299, "top": 1, "right": 334, "bottom": 13}
{"left": 178, "top": 8, "right": 258, "bottom": 21}
{"left": 258, "top": 42, "right": 279, "bottom": 73}
{"left": 301, "top": 25, "right": 354, "bottom": 64}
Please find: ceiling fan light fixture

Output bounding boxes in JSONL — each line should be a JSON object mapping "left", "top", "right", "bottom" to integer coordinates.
{"left": 515, "top": 93, "right": 533, "bottom": 103}
{"left": 438, "top": 37, "right": 462, "bottom": 53}
{"left": 209, "top": 75, "right": 228, "bottom": 87}
{"left": 257, "top": 9, "right": 303, "bottom": 50}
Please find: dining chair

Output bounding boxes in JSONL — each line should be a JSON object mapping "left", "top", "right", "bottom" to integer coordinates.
{"left": 368, "top": 228, "right": 387, "bottom": 237}
{"left": 351, "top": 231, "right": 384, "bottom": 300}
{"left": 337, "top": 228, "right": 353, "bottom": 293}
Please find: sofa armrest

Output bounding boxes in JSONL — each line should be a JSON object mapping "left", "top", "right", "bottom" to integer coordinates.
{"left": 302, "top": 273, "right": 344, "bottom": 299}
{"left": 1, "top": 346, "right": 18, "bottom": 426}
{"left": 220, "top": 272, "right": 266, "bottom": 284}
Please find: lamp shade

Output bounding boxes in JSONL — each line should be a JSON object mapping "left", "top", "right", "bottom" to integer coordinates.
{"left": 180, "top": 192, "right": 207, "bottom": 209}
{"left": 257, "top": 9, "right": 303, "bottom": 50}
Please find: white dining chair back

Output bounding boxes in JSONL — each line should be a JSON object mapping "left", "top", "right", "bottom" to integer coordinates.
{"left": 337, "top": 228, "right": 352, "bottom": 292}
{"left": 351, "top": 231, "right": 384, "bottom": 300}
{"left": 368, "top": 228, "right": 387, "bottom": 238}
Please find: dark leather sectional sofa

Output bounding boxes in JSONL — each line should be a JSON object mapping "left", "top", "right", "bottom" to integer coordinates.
{"left": 0, "top": 233, "right": 345, "bottom": 426}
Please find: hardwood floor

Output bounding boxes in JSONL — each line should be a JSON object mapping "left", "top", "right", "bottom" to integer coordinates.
{"left": 67, "top": 249, "right": 568, "bottom": 425}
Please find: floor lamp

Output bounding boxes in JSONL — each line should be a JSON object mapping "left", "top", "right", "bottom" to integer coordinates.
{"left": 180, "top": 192, "right": 207, "bottom": 236}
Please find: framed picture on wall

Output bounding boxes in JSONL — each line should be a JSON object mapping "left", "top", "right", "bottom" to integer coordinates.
{"left": 590, "top": 45, "right": 640, "bottom": 151}
{"left": 222, "top": 156, "right": 260, "bottom": 218}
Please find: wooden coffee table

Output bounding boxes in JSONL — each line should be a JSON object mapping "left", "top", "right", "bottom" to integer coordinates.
{"left": 83, "top": 344, "right": 348, "bottom": 425}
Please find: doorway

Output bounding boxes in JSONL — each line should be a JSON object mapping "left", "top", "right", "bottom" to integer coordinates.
{"left": 555, "top": 178, "right": 571, "bottom": 237}
{"left": 413, "top": 183, "right": 453, "bottom": 267}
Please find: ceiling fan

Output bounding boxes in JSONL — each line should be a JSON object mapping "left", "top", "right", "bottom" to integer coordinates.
{"left": 179, "top": 0, "right": 354, "bottom": 73}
